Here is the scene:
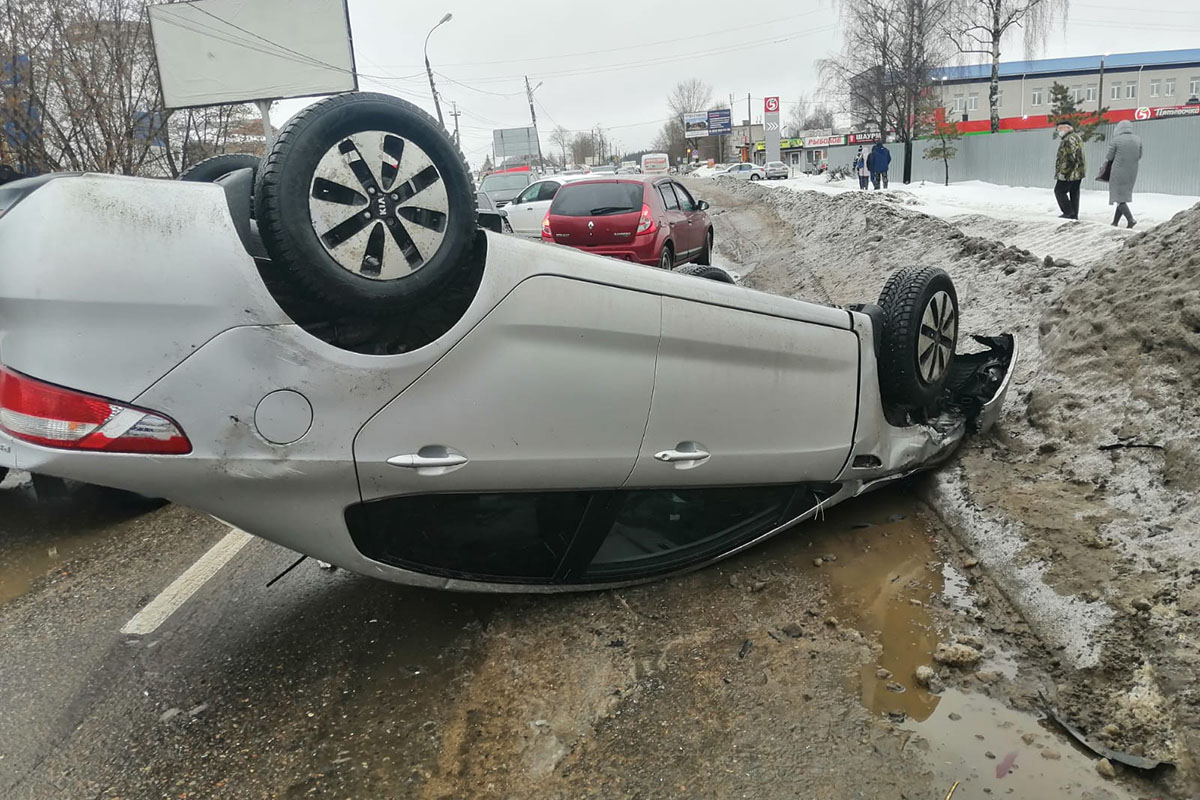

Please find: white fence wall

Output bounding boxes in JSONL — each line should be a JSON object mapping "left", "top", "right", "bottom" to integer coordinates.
{"left": 817, "top": 117, "right": 1199, "bottom": 196}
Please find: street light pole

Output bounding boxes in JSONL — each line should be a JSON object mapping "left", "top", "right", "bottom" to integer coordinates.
{"left": 1097, "top": 52, "right": 1110, "bottom": 115}
{"left": 424, "top": 13, "right": 452, "bottom": 128}
{"left": 524, "top": 76, "right": 545, "bottom": 171}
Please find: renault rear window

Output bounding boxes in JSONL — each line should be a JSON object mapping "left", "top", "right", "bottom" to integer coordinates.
{"left": 550, "top": 182, "right": 644, "bottom": 216}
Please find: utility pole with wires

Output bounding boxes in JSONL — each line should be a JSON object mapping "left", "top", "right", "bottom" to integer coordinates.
{"left": 524, "top": 76, "right": 544, "bottom": 171}
{"left": 449, "top": 102, "right": 461, "bottom": 146}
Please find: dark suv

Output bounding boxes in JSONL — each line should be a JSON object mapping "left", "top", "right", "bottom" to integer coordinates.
{"left": 542, "top": 177, "right": 713, "bottom": 269}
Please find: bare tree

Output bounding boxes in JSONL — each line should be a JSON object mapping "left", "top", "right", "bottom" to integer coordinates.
{"left": 568, "top": 131, "right": 593, "bottom": 166}
{"left": 1, "top": 0, "right": 262, "bottom": 177}
{"left": 820, "top": 0, "right": 953, "bottom": 182}
{"left": 945, "top": 0, "right": 1069, "bottom": 133}
{"left": 549, "top": 124, "right": 570, "bottom": 166}
{"left": 786, "top": 93, "right": 836, "bottom": 136}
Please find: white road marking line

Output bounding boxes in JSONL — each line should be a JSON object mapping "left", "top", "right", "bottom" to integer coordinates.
{"left": 120, "top": 528, "right": 253, "bottom": 636}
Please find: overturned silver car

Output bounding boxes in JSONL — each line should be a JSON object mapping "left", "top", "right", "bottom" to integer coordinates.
{"left": 0, "top": 93, "right": 1016, "bottom": 591}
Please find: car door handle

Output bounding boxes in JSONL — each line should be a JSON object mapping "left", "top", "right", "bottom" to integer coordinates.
{"left": 388, "top": 453, "right": 468, "bottom": 469}
{"left": 654, "top": 449, "right": 708, "bottom": 463}
{"left": 654, "top": 443, "right": 710, "bottom": 470}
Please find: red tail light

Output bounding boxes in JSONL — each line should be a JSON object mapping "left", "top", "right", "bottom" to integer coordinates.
{"left": 0, "top": 367, "right": 191, "bottom": 454}
{"left": 541, "top": 214, "right": 552, "bottom": 239}
{"left": 635, "top": 204, "right": 656, "bottom": 235}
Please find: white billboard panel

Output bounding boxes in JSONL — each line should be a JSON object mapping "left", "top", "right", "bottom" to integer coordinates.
{"left": 684, "top": 111, "right": 708, "bottom": 138}
{"left": 492, "top": 127, "right": 539, "bottom": 159}
{"left": 149, "top": 0, "right": 357, "bottom": 109}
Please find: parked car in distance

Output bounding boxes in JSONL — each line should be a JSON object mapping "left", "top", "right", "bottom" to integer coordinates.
{"left": 764, "top": 161, "right": 789, "bottom": 180}
{"left": 714, "top": 162, "right": 765, "bottom": 181}
{"left": 502, "top": 175, "right": 588, "bottom": 238}
{"left": 591, "top": 165, "right": 618, "bottom": 175}
{"left": 479, "top": 171, "right": 535, "bottom": 207}
{"left": 542, "top": 176, "right": 713, "bottom": 270}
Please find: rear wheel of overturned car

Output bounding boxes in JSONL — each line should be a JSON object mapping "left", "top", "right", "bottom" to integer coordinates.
{"left": 256, "top": 92, "right": 477, "bottom": 314}
{"left": 677, "top": 264, "right": 735, "bottom": 283}
{"left": 877, "top": 266, "right": 958, "bottom": 411}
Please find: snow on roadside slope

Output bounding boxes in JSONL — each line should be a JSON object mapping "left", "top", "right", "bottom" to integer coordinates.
{"left": 759, "top": 175, "right": 1200, "bottom": 267}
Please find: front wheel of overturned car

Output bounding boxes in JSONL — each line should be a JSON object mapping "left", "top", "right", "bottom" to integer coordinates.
{"left": 256, "top": 92, "right": 477, "bottom": 314}
{"left": 877, "top": 266, "right": 959, "bottom": 411}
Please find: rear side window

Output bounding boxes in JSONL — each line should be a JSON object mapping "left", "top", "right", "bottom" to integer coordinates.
{"left": 658, "top": 184, "right": 680, "bottom": 210}
{"left": 550, "top": 182, "right": 644, "bottom": 216}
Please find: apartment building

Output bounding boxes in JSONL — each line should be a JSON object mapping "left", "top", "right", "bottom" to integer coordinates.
{"left": 930, "top": 48, "right": 1200, "bottom": 122}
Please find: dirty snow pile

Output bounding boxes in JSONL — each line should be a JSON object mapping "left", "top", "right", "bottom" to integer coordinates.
{"left": 697, "top": 177, "right": 1200, "bottom": 781}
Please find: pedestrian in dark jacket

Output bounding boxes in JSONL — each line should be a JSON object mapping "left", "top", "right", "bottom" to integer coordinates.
{"left": 1053, "top": 121, "right": 1085, "bottom": 220}
{"left": 1105, "top": 120, "right": 1142, "bottom": 228}
{"left": 869, "top": 142, "right": 891, "bottom": 189}
{"left": 854, "top": 147, "right": 869, "bottom": 190}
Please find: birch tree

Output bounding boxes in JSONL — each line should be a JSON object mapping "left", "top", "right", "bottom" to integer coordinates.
{"left": 944, "top": 0, "right": 1070, "bottom": 133}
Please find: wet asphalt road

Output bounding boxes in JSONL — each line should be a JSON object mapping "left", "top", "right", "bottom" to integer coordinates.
{"left": 0, "top": 477, "right": 509, "bottom": 800}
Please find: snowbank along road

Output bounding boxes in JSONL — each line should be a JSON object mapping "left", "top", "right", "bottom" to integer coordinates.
{"left": 700, "top": 174, "right": 1200, "bottom": 796}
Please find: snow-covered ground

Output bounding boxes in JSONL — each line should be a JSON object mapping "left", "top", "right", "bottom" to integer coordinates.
{"left": 766, "top": 174, "right": 1200, "bottom": 229}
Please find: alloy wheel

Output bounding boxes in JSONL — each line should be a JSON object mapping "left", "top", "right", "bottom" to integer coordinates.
{"left": 308, "top": 130, "right": 450, "bottom": 280}
{"left": 918, "top": 290, "right": 957, "bottom": 384}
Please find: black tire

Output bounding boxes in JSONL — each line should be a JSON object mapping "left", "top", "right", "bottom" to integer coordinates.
{"left": 179, "top": 153, "right": 260, "bottom": 184}
{"left": 0, "top": 466, "right": 8, "bottom": 486}
{"left": 750, "top": 173, "right": 761, "bottom": 181}
{"left": 696, "top": 229, "right": 713, "bottom": 265}
{"left": 677, "top": 264, "right": 735, "bottom": 284}
{"left": 876, "top": 266, "right": 959, "bottom": 411}
{"left": 256, "top": 92, "right": 477, "bottom": 314}
{"left": 658, "top": 245, "right": 673, "bottom": 270}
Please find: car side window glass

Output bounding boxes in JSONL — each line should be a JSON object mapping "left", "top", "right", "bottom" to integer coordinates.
{"left": 658, "top": 184, "right": 680, "bottom": 211}
{"left": 673, "top": 183, "right": 697, "bottom": 212}
{"left": 582, "top": 486, "right": 793, "bottom": 580}
{"left": 345, "top": 491, "right": 592, "bottom": 582}
{"left": 538, "top": 181, "right": 561, "bottom": 202}
{"left": 515, "top": 183, "right": 542, "bottom": 204}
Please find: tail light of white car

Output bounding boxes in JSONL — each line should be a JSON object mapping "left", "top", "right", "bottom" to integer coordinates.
{"left": 0, "top": 367, "right": 191, "bottom": 454}
{"left": 635, "top": 204, "right": 656, "bottom": 235}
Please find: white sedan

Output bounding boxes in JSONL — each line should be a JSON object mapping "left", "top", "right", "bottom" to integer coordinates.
{"left": 714, "top": 163, "right": 765, "bottom": 181}
{"left": 502, "top": 175, "right": 589, "bottom": 237}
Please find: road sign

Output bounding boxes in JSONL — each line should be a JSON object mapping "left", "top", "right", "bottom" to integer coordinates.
{"left": 493, "top": 126, "right": 539, "bottom": 158}
{"left": 764, "top": 96, "right": 781, "bottom": 164}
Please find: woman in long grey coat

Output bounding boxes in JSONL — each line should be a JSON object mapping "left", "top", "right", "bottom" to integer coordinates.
{"left": 1106, "top": 120, "right": 1142, "bottom": 228}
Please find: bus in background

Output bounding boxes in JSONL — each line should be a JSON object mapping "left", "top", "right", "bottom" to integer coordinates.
{"left": 640, "top": 153, "right": 669, "bottom": 176}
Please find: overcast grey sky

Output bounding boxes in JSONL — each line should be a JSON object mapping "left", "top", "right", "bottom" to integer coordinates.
{"left": 278, "top": 0, "right": 1200, "bottom": 169}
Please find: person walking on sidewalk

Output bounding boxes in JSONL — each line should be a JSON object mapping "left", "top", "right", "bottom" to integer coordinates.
{"left": 869, "top": 142, "right": 891, "bottom": 189}
{"left": 1105, "top": 120, "right": 1142, "bottom": 228}
{"left": 1053, "top": 121, "right": 1085, "bottom": 220}
{"left": 854, "top": 146, "right": 869, "bottom": 190}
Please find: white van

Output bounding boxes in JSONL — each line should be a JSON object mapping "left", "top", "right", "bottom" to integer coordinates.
{"left": 641, "top": 152, "right": 669, "bottom": 176}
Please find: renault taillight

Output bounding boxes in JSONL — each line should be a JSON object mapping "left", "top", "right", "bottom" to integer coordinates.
{"left": 0, "top": 367, "right": 191, "bottom": 454}
{"left": 635, "top": 204, "right": 656, "bottom": 235}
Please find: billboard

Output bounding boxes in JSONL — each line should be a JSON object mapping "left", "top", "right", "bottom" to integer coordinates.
{"left": 684, "top": 112, "right": 709, "bottom": 138}
{"left": 763, "top": 96, "right": 781, "bottom": 164}
{"left": 706, "top": 108, "right": 731, "bottom": 135}
{"left": 492, "top": 126, "right": 539, "bottom": 158}
{"left": 148, "top": 0, "right": 357, "bottom": 109}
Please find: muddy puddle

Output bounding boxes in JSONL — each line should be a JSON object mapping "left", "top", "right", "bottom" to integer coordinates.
{"left": 798, "top": 488, "right": 1134, "bottom": 799}
{"left": 0, "top": 473, "right": 150, "bottom": 604}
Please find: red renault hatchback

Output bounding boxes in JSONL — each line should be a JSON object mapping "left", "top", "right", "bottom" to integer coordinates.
{"left": 541, "top": 176, "right": 713, "bottom": 269}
